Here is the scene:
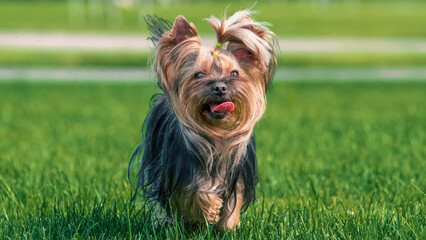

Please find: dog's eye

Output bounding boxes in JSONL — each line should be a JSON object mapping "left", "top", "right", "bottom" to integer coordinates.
{"left": 230, "top": 71, "right": 239, "bottom": 77}
{"left": 194, "top": 72, "right": 205, "bottom": 79}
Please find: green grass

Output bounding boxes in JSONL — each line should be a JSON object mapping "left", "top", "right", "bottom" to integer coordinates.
{"left": 1, "top": 1, "right": 426, "bottom": 37}
{"left": 0, "top": 48, "right": 152, "bottom": 68}
{"left": 2, "top": 48, "right": 426, "bottom": 68}
{"left": 1, "top": 1, "right": 425, "bottom": 68}
{"left": 0, "top": 80, "right": 424, "bottom": 239}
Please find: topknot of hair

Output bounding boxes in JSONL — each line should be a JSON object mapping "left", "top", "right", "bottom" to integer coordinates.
{"left": 205, "top": 10, "right": 277, "bottom": 71}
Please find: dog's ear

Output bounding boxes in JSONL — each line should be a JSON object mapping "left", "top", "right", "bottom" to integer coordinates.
{"left": 170, "top": 16, "right": 199, "bottom": 45}
{"left": 229, "top": 16, "right": 269, "bottom": 64}
{"left": 230, "top": 16, "right": 261, "bottom": 63}
{"left": 154, "top": 16, "right": 201, "bottom": 95}
{"left": 207, "top": 11, "right": 277, "bottom": 90}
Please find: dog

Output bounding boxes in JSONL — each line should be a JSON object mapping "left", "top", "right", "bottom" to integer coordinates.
{"left": 130, "top": 10, "right": 277, "bottom": 232}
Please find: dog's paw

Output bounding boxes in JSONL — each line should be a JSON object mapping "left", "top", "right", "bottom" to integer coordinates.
{"left": 225, "top": 215, "right": 241, "bottom": 229}
{"left": 204, "top": 196, "right": 223, "bottom": 223}
{"left": 216, "top": 215, "right": 241, "bottom": 233}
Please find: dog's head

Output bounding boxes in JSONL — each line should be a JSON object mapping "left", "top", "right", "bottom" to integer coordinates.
{"left": 151, "top": 10, "right": 277, "bottom": 137}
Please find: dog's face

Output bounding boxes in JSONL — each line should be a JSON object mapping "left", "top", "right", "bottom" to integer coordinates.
{"left": 183, "top": 48, "right": 262, "bottom": 131}
{"left": 154, "top": 14, "right": 276, "bottom": 136}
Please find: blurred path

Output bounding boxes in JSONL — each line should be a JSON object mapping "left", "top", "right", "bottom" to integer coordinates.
{"left": 1, "top": 67, "right": 425, "bottom": 81}
{"left": 1, "top": 32, "right": 426, "bottom": 53}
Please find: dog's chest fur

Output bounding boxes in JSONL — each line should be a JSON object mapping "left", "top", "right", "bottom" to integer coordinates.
{"left": 139, "top": 94, "right": 258, "bottom": 212}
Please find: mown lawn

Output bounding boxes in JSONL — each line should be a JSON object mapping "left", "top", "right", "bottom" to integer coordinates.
{"left": 1, "top": 1, "right": 426, "bottom": 37}
{"left": 0, "top": 81, "right": 424, "bottom": 239}
{"left": 2, "top": 49, "right": 426, "bottom": 68}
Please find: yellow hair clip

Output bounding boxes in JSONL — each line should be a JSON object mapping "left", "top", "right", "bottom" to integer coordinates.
{"left": 213, "top": 42, "right": 222, "bottom": 56}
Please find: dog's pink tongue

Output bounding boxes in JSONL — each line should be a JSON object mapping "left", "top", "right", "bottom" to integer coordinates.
{"left": 210, "top": 102, "right": 234, "bottom": 113}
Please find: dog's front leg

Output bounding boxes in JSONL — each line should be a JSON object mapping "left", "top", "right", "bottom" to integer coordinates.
{"left": 172, "top": 190, "right": 223, "bottom": 224}
{"left": 217, "top": 178, "right": 244, "bottom": 232}
{"left": 196, "top": 191, "right": 223, "bottom": 224}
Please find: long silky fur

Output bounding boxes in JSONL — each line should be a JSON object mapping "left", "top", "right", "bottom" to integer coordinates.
{"left": 145, "top": 15, "right": 172, "bottom": 45}
{"left": 130, "top": 10, "right": 276, "bottom": 223}
{"left": 206, "top": 9, "right": 278, "bottom": 91}
{"left": 130, "top": 93, "right": 258, "bottom": 212}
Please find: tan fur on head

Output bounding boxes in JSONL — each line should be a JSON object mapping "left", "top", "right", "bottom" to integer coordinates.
{"left": 155, "top": 11, "right": 277, "bottom": 130}
{"left": 206, "top": 10, "right": 278, "bottom": 90}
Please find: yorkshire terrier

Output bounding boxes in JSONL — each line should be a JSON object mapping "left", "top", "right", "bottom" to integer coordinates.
{"left": 130, "top": 10, "right": 277, "bottom": 232}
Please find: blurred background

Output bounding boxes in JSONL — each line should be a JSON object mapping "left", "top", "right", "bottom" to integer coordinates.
{"left": 1, "top": 0, "right": 425, "bottom": 81}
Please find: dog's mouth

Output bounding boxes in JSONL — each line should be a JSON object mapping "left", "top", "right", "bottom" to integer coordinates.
{"left": 201, "top": 101, "right": 235, "bottom": 119}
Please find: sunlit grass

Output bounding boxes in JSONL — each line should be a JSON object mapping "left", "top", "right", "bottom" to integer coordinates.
{"left": 2, "top": 48, "right": 426, "bottom": 68}
{"left": 0, "top": 1, "right": 425, "bottom": 37}
{"left": 0, "top": 81, "right": 424, "bottom": 239}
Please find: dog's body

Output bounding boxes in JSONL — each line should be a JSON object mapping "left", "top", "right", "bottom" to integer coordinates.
{"left": 136, "top": 94, "right": 258, "bottom": 228}
{"left": 130, "top": 10, "right": 277, "bottom": 231}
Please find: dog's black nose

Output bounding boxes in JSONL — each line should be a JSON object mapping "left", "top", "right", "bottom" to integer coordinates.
{"left": 212, "top": 82, "right": 228, "bottom": 96}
